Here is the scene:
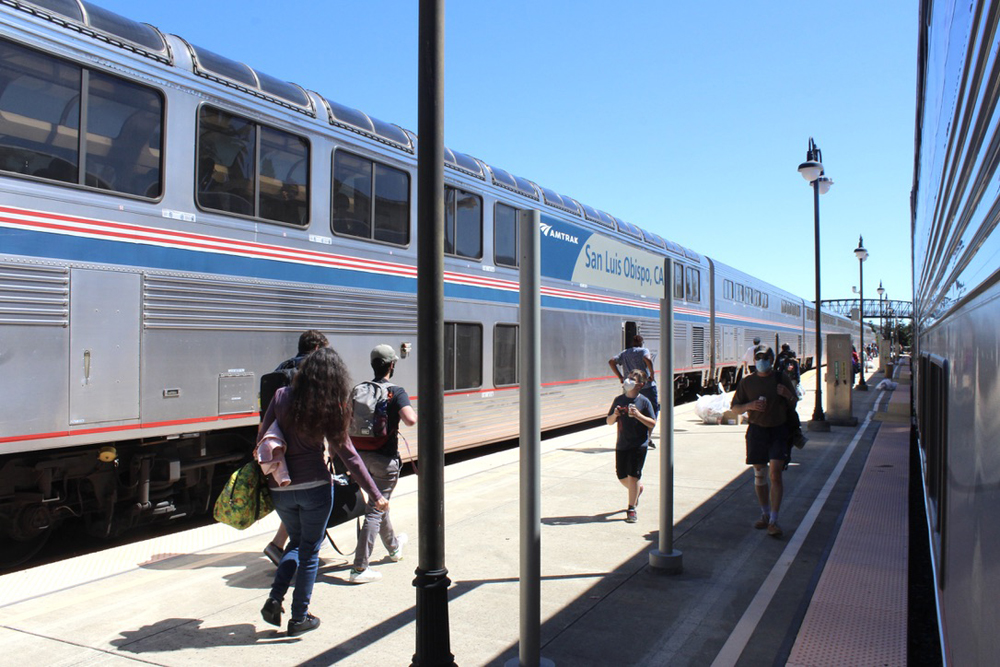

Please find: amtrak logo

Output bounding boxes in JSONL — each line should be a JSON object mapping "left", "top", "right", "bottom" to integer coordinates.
{"left": 539, "top": 223, "right": 579, "bottom": 244}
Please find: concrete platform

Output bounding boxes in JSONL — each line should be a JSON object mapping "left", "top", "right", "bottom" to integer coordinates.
{"left": 0, "top": 364, "right": 907, "bottom": 666}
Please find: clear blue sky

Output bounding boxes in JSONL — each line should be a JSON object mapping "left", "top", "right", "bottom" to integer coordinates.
{"left": 99, "top": 0, "right": 917, "bottom": 308}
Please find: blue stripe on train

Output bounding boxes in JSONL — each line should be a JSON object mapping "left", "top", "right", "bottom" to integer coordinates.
{"left": 1, "top": 227, "right": 662, "bottom": 318}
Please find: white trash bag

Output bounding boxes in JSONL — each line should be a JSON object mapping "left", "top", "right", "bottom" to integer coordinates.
{"left": 695, "top": 393, "right": 731, "bottom": 424}
{"left": 876, "top": 379, "right": 898, "bottom": 391}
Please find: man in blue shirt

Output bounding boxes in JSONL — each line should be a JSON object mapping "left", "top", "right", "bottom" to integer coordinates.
{"left": 609, "top": 335, "right": 659, "bottom": 446}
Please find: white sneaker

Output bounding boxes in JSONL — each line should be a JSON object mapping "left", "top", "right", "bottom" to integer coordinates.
{"left": 389, "top": 533, "right": 408, "bottom": 562}
{"left": 349, "top": 567, "right": 382, "bottom": 584}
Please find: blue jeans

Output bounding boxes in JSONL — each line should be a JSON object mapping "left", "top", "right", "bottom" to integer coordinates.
{"left": 269, "top": 484, "right": 332, "bottom": 620}
{"left": 353, "top": 452, "right": 402, "bottom": 570}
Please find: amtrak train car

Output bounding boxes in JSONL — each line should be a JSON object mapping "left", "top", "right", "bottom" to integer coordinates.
{"left": 912, "top": 0, "right": 1000, "bottom": 663}
{"left": 0, "top": 0, "right": 856, "bottom": 561}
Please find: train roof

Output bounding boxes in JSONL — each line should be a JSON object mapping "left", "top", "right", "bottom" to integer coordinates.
{"left": 7, "top": 0, "right": 704, "bottom": 265}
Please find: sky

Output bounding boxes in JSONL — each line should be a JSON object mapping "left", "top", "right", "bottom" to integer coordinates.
{"left": 96, "top": 0, "right": 917, "bottom": 310}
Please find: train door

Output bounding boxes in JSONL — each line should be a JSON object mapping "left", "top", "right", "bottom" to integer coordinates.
{"left": 68, "top": 269, "right": 140, "bottom": 424}
{"left": 623, "top": 321, "right": 638, "bottom": 349}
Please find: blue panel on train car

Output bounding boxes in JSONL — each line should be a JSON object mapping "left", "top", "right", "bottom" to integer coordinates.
{"left": 538, "top": 214, "right": 664, "bottom": 297}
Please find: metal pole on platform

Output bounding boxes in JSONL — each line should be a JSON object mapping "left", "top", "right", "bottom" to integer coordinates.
{"left": 650, "top": 257, "right": 682, "bottom": 573}
{"left": 798, "top": 138, "right": 832, "bottom": 432}
{"left": 506, "top": 210, "right": 552, "bottom": 667}
{"left": 413, "top": 0, "right": 454, "bottom": 664}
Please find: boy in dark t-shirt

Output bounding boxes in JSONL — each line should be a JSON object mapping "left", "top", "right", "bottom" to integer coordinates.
{"left": 350, "top": 344, "right": 417, "bottom": 584}
{"left": 607, "top": 369, "right": 657, "bottom": 524}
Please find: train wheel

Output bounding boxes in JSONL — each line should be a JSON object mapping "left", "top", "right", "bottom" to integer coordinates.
{"left": 0, "top": 504, "right": 55, "bottom": 570}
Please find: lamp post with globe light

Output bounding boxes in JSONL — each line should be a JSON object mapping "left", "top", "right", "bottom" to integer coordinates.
{"left": 854, "top": 236, "right": 868, "bottom": 390}
{"left": 798, "top": 138, "right": 833, "bottom": 430}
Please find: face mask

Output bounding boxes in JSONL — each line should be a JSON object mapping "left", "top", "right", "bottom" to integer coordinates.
{"left": 755, "top": 359, "right": 772, "bottom": 373}
{"left": 622, "top": 378, "right": 637, "bottom": 392}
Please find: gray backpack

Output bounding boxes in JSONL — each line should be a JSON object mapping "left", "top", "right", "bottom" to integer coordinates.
{"left": 348, "top": 381, "right": 391, "bottom": 450}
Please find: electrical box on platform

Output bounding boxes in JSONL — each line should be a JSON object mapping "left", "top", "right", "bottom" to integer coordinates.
{"left": 826, "top": 333, "right": 858, "bottom": 426}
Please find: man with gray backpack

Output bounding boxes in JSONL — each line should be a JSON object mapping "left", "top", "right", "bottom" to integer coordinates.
{"left": 348, "top": 344, "right": 417, "bottom": 583}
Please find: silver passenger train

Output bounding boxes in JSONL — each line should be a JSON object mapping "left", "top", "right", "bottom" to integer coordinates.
{"left": 0, "top": 0, "right": 857, "bottom": 557}
{"left": 912, "top": 0, "right": 1000, "bottom": 663}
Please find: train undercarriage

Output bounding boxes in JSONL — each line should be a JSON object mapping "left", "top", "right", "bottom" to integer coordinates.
{"left": 0, "top": 427, "right": 255, "bottom": 569}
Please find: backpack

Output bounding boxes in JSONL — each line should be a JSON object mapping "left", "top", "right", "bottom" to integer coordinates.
{"left": 349, "top": 380, "right": 393, "bottom": 450}
{"left": 260, "top": 368, "right": 296, "bottom": 414}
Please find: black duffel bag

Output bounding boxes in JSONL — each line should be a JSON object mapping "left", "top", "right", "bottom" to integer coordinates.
{"left": 329, "top": 475, "right": 366, "bottom": 527}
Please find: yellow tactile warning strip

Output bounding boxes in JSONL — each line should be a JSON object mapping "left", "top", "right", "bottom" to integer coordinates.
{"left": 787, "top": 370, "right": 911, "bottom": 667}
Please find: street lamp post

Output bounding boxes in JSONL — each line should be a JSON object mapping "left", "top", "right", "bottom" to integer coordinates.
{"left": 877, "top": 281, "right": 885, "bottom": 359}
{"left": 798, "top": 137, "right": 833, "bottom": 430}
{"left": 854, "top": 236, "right": 868, "bottom": 390}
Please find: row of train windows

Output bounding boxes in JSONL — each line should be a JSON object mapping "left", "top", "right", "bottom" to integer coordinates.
{"left": 780, "top": 299, "right": 802, "bottom": 317}
{"left": 0, "top": 38, "right": 530, "bottom": 267}
{"left": 447, "top": 322, "right": 519, "bottom": 390}
{"left": 723, "top": 279, "right": 770, "bottom": 309}
{"left": 672, "top": 263, "right": 702, "bottom": 302}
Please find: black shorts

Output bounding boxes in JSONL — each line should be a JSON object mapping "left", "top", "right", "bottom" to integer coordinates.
{"left": 616, "top": 447, "right": 648, "bottom": 480}
{"left": 745, "top": 424, "right": 790, "bottom": 465}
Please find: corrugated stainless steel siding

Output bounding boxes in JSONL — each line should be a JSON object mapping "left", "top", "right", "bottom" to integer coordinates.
{"left": 0, "top": 262, "right": 69, "bottom": 326}
{"left": 143, "top": 274, "right": 417, "bottom": 333}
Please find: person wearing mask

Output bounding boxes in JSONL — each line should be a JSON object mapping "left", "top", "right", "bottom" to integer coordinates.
{"left": 730, "top": 345, "right": 798, "bottom": 538}
{"left": 258, "top": 348, "right": 387, "bottom": 636}
{"left": 609, "top": 335, "right": 659, "bottom": 446}
{"left": 606, "top": 369, "right": 657, "bottom": 524}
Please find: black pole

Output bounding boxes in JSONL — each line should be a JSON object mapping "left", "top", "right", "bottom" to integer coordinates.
{"left": 808, "top": 177, "right": 828, "bottom": 429}
{"left": 413, "top": 0, "right": 454, "bottom": 664}
{"left": 857, "top": 248, "right": 867, "bottom": 390}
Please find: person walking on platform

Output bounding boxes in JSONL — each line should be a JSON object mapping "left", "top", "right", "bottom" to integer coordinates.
{"left": 258, "top": 348, "right": 387, "bottom": 636}
{"left": 730, "top": 344, "right": 798, "bottom": 538}
{"left": 349, "top": 344, "right": 417, "bottom": 584}
{"left": 606, "top": 369, "right": 657, "bottom": 523}
{"left": 740, "top": 337, "right": 761, "bottom": 383}
{"left": 609, "top": 335, "right": 659, "bottom": 446}
{"left": 263, "top": 329, "right": 329, "bottom": 567}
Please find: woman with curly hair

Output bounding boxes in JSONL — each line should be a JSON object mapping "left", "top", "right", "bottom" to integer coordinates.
{"left": 257, "top": 347, "right": 387, "bottom": 636}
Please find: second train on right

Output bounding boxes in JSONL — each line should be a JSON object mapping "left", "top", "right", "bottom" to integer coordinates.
{"left": 911, "top": 0, "right": 1000, "bottom": 664}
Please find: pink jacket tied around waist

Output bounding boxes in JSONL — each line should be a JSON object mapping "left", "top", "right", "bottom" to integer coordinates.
{"left": 255, "top": 421, "right": 291, "bottom": 486}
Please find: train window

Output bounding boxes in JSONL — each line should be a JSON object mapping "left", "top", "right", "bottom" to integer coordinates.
{"left": 444, "top": 322, "right": 483, "bottom": 391}
{"left": 197, "top": 107, "right": 256, "bottom": 216}
{"left": 0, "top": 39, "right": 163, "bottom": 198}
{"left": 685, "top": 267, "right": 701, "bottom": 302}
{"left": 673, "top": 263, "right": 684, "bottom": 299}
{"left": 920, "top": 353, "right": 949, "bottom": 585}
{"left": 332, "top": 151, "right": 410, "bottom": 244}
{"left": 445, "top": 185, "right": 482, "bottom": 259}
{"left": 259, "top": 127, "right": 309, "bottom": 224}
{"left": 724, "top": 279, "right": 734, "bottom": 300}
{"left": 762, "top": 294, "right": 769, "bottom": 309}
{"left": 86, "top": 72, "right": 164, "bottom": 197}
{"left": 736, "top": 284, "right": 745, "bottom": 302}
{"left": 495, "top": 203, "right": 519, "bottom": 267}
{"left": 197, "top": 106, "right": 309, "bottom": 224}
{"left": 494, "top": 324, "right": 518, "bottom": 386}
